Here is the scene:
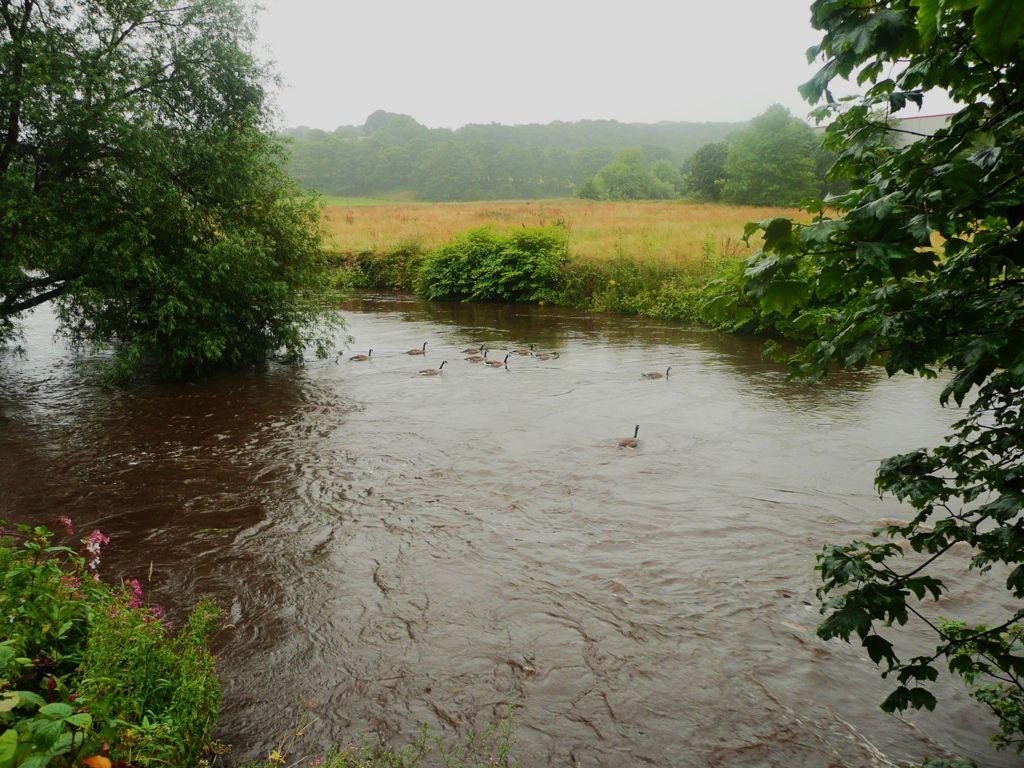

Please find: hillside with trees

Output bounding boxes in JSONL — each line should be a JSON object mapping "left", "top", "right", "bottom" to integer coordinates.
{"left": 285, "top": 107, "right": 834, "bottom": 206}
{"left": 281, "top": 112, "right": 742, "bottom": 201}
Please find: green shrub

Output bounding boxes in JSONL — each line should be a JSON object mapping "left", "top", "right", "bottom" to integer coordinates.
{"left": 354, "top": 243, "right": 425, "bottom": 291}
{"left": 416, "top": 227, "right": 568, "bottom": 303}
{"left": 0, "top": 521, "right": 220, "bottom": 768}
{"left": 699, "top": 239, "right": 831, "bottom": 341}
{"left": 554, "top": 237, "right": 744, "bottom": 322}
{"left": 328, "top": 243, "right": 426, "bottom": 293}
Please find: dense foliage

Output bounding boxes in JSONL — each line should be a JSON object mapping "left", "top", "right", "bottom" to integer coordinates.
{"left": 720, "top": 104, "right": 826, "bottom": 206}
{"left": 417, "top": 228, "right": 569, "bottom": 303}
{"left": 677, "top": 106, "right": 831, "bottom": 206}
{"left": 284, "top": 111, "right": 741, "bottom": 201}
{"left": 0, "top": 0, "right": 335, "bottom": 381}
{"left": 735, "top": 0, "right": 1024, "bottom": 757}
{"left": 682, "top": 141, "right": 729, "bottom": 202}
{"left": 575, "top": 149, "right": 685, "bottom": 201}
{"left": 0, "top": 521, "right": 220, "bottom": 767}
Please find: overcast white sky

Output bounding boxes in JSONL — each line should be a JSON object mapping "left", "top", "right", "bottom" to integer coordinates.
{"left": 253, "top": 1, "right": 951, "bottom": 130}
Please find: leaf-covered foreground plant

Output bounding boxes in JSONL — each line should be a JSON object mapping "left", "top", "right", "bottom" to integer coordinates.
{"left": 0, "top": 520, "right": 220, "bottom": 767}
{"left": 735, "top": 0, "right": 1024, "bottom": 760}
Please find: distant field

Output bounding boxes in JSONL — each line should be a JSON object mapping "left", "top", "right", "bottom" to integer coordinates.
{"left": 320, "top": 199, "right": 803, "bottom": 264}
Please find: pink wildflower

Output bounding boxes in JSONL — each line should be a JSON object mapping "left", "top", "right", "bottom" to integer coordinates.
{"left": 312, "top": 758, "right": 324, "bottom": 767}
{"left": 149, "top": 605, "right": 166, "bottom": 620}
{"left": 127, "top": 578, "right": 144, "bottom": 609}
{"left": 58, "top": 515, "right": 75, "bottom": 536}
{"left": 84, "top": 529, "right": 110, "bottom": 572}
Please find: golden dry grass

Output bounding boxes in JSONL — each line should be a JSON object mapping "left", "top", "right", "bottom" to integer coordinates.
{"left": 321, "top": 199, "right": 804, "bottom": 265}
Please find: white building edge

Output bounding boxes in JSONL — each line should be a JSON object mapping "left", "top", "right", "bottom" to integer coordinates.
{"left": 814, "top": 113, "right": 953, "bottom": 146}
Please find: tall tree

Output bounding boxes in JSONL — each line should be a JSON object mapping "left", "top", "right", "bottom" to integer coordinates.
{"left": 1, "top": 0, "right": 334, "bottom": 380}
{"left": 721, "top": 104, "right": 822, "bottom": 206}
{"left": 684, "top": 141, "right": 728, "bottom": 201}
{"left": 575, "top": 148, "right": 679, "bottom": 201}
{"left": 740, "top": 0, "right": 1024, "bottom": 758}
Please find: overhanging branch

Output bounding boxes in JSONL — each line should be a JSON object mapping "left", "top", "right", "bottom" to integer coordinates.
{"left": 1, "top": 283, "right": 68, "bottom": 315}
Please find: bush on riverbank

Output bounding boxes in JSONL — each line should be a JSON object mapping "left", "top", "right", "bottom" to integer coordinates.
{"left": 330, "top": 242, "right": 425, "bottom": 292}
{"left": 0, "top": 521, "right": 220, "bottom": 768}
{"left": 417, "top": 227, "right": 569, "bottom": 303}
{"left": 329, "top": 228, "right": 750, "bottom": 325}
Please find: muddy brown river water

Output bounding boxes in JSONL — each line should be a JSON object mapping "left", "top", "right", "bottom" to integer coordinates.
{"left": 0, "top": 294, "right": 1008, "bottom": 767}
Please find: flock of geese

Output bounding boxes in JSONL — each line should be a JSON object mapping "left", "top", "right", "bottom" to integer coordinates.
{"left": 338, "top": 340, "right": 669, "bottom": 448}
{"left": 339, "top": 341, "right": 561, "bottom": 375}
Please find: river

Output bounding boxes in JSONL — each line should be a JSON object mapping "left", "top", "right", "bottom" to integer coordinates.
{"left": 0, "top": 294, "right": 1006, "bottom": 767}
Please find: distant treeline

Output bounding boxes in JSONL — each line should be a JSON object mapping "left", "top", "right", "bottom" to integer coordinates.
{"left": 281, "top": 111, "right": 743, "bottom": 201}
{"left": 578, "top": 105, "right": 838, "bottom": 207}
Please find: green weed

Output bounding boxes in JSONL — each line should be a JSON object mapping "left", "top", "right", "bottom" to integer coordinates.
{"left": 0, "top": 520, "right": 220, "bottom": 768}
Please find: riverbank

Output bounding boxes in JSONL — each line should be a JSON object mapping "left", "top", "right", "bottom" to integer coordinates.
{"left": 321, "top": 200, "right": 798, "bottom": 328}
{"left": 328, "top": 231, "right": 757, "bottom": 327}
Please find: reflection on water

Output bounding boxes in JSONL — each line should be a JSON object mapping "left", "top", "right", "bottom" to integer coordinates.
{"left": 0, "top": 294, "right": 1007, "bottom": 767}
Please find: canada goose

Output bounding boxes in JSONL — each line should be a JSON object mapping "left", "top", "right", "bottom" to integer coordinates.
{"left": 419, "top": 361, "right": 447, "bottom": 376}
{"left": 465, "top": 347, "right": 486, "bottom": 363}
{"left": 511, "top": 344, "right": 535, "bottom": 356}
{"left": 406, "top": 342, "right": 428, "bottom": 355}
{"left": 350, "top": 349, "right": 372, "bottom": 361}
{"left": 535, "top": 351, "right": 560, "bottom": 361}
{"left": 642, "top": 366, "right": 671, "bottom": 379}
{"left": 619, "top": 425, "right": 640, "bottom": 448}
{"left": 461, "top": 344, "right": 484, "bottom": 354}
{"left": 484, "top": 353, "right": 510, "bottom": 368}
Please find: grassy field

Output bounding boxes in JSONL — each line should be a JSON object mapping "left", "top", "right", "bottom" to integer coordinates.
{"left": 320, "top": 199, "right": 803, "bottom": 264}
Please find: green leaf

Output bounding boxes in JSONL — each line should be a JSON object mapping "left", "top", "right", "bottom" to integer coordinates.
{"left": 0, "top": 730, "right": 15, "bottom": 767}
{"left": 907, "top": 687, "right": 938, "bottom": 710}
{"left": 37, "top": 703, "right": 73, "bottom": 719}
{"left": 12, "top": 691, "right": 44, "bottom": 710}
{"left": 27, "top": 716, "right": 63, "bottom": 750}
{"left": 0, "top": 694, "right": 17, "bottom": 714}
{"left": 761, "top": 279, "right": 811, "bottom": 316}
{"left": 863, "top": 634, "right": 897, "bottom": 666}
{"left": 973, "top": 0, "right": 1024, "bottom": 58}
{"left": 745, "top": 254, "right": 779, "bottom": 279}
{"left": 64, "top": 713, "right": 91, "bottom": 729}
{"left": 762, "top": 218, "right": 793, "bottom": 251}
{"left": 882, "top": 685, "right": 911, "bottom": 712}
{"left": 911, "top": 0, "right": 940, "bottom": 45}
{"left": 949, "top": 654, "right": 976, "bottom": 676}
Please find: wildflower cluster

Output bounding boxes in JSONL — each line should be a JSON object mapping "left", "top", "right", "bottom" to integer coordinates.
{"left": 0, "top": 517, "right": 220, "bottom": 767}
